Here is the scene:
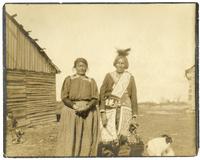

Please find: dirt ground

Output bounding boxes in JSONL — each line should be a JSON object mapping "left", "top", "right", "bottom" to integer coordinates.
{"left": 4, "top": 104, "right": 197, "bottom": 157}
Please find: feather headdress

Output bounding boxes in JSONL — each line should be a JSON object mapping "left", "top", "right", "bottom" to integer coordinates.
{"left": 117, "top": 48, "right": 131, "bottom": 56}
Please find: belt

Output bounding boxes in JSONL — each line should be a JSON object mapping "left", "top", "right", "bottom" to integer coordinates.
{"left": 105, "top": 105, "right": 121, "bottom": 110}
{"left": 105, "top": 97, "right": 121, "bottom": 108}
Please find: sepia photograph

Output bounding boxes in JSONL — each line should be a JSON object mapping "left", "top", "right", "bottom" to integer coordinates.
{"left": 3, "top": 3, "right": 198, "bottom": 157}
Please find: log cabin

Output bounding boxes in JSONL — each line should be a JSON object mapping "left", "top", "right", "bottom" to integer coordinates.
{"left": 5, "top": 12, "right": 60, "bottom": 128}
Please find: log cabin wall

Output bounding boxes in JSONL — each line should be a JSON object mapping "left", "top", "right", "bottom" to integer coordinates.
{"left": 6, "top": 70, "right": 27, "bottom": 127}
{"left": 5, "top": 13, "right": 60, "bottom": 128}
{"left": 26, "top": 72, "right": 56, "bottom": 126}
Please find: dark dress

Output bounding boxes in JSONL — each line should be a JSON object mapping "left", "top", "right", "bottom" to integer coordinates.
{"left": 56, "top": 74, "right": 99, "bottom": 157}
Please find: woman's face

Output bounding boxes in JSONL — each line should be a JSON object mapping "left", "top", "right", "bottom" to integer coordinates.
{"left": 75, "top": 62, "right": 87, "bottom": 75}
{"left": 115, "top": 58, "right": 126, "bottom": 73}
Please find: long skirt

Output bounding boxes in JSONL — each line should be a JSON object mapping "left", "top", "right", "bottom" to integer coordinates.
{"left": 55, "top": 104, "right": 100, "bottom": 157}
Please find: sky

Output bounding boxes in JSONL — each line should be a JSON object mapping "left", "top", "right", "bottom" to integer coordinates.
{"left": 5, "top": 3, "right": 196, "bottom": 103}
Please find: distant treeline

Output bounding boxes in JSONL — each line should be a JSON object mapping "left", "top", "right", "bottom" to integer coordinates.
{"left": 56, "top": 101, "right": 188, "bottom": 108}
{"left": 138, "top": 101, "right": 188, "bottom": 107}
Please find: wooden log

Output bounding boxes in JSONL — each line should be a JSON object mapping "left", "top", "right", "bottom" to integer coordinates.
{"left": 27, "top": 111, "right": 56, "bottom": 118}
{"left": 26, "top": 104, "right": 55, "bottom": 107}
{"left": 7, "top": 85, "right": 25, "bottom": 89}
{"left": 26, "top": 105, "right": 56, "bottom": 109}
{"left": 26, "top": 104, "right": 55, "bottom": 108}
{"left": 30, "top": 119, "right": 56, "bottom": 126}
{"left": 5, "top": 83, "right": 25, "bottom": 86}
{"left": 30, "top": 116, "right": 56, "bottom": 123}
{"left": 13, "top": 113, "right": 26, "bottom": 118}
{"left": 26, "top": 107, "right": 55, "bottom": 111}
{"left": 25, "top": 78, "right": 55, "bottom": 82}
{"left": 26, "top": 100, "right": 55, "bottom": 104}
{"left": 28, "top": 118, "right": 56, "bottom": 127}
{"left": 26, "top": 99, "right": 55, "bottom": 102}
{"left": 6, "top": 99, "right": 26, "bottom": 103}
{"left": 26, "top": 103, "right": 56, "bottom": 107}
{"left": 26, "top": 100, "right": 55, "bottom": 103}
{"left": 37, "top": 115, "right": 57, "bottom": 122}
{"left": 17, "top": 119, "right": 31, "bottom": 127}
{"left": 26, "top": 74, "right": 54, "bottom": 79}
{"left": 26, "top": 97, "right": 55, "bottom": 100}
{"left": 26, "top": 77, "right": 54, "bottom": 81}
{"left": 6, "top": 105, "right": 26, "bottom": 110}
{"left": 7, "top": 76, "right": 25, "bottom": 81}
{"left": 26, "top": 88, "right": 55, "bottom": 91}
{"left": 26, "top": 109, "right": 56, "bottom": 115}
{"left": 6, "top": 104, "right": 26, "bottom": 108}
{"left": 26, "top": 93, "right": 55, "bottom": 96}
{"left": 7, "top": 92, "right": 26, "bottom": 97}
{"left": 29, "top": 116, "right": 56, "bottom": 123}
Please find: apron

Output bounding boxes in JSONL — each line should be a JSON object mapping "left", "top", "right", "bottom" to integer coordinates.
{"left": 100, "top": 71, "right": 132, "bottom": 143}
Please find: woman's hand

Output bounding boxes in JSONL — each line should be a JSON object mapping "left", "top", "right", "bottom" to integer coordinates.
{"left": 74, "top": 104, "right": 90, "bottom": 118}
{"left": 101, "top": 112, "right": 108, "bottom": 127}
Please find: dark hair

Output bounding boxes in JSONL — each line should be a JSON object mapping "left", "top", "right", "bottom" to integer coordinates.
{"left": 73, "top": 58, "right": 88, "bottom": 68}
{"left": 113, "top": 48, "right": 131, "bottom": 69}
{"left": 161, "top": 134, "right": 173, "bottom": 144}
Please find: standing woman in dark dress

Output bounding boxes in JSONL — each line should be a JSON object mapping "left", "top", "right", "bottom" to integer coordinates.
{"left": 56, "top": 58, "right": 99, "bottom": 157}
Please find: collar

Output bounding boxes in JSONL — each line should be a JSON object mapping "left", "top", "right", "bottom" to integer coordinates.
{"left": 70, "top": 74, "right": 91, "bottom": 82}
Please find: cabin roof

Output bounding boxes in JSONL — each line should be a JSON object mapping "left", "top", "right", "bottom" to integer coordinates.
{"left": 5, "top": 12, "right": 61, "bottom": 74}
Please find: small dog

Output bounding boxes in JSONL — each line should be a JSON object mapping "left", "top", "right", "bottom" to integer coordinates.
{"left": 146, "top": 134, "right": 175, "bottom": 156}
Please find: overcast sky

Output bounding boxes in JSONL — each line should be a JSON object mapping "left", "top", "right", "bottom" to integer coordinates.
{"left": 5, "top": 3, "right": 196, "bottom": 103}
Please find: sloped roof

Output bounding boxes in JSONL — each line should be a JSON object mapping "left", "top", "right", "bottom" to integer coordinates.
{"left": 185, "top": 65, "right": 195, "bottom": 73}
{"left": 5, "top": 12, "right": 61, "bottom": 73}
{"left": 185, "top": 65, "right": 195, "bottom": 80}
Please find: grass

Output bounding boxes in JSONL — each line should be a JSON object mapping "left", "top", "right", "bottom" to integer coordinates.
{"left": 4, "top": 104, "right": 197, "bottom": 157}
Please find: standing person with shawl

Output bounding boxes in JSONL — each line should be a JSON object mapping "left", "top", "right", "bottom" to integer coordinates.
{"left": 56, "top": 58, "right": 99, "bottom": 157}
{"left": 98, "top": 48, "right": 138, "bottom": 156}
